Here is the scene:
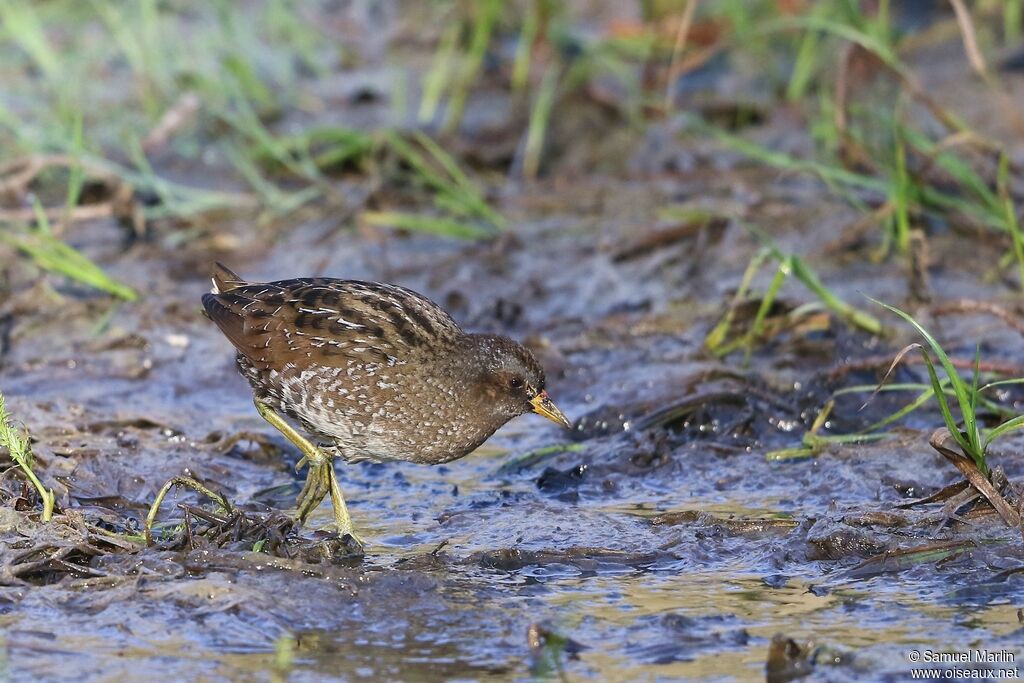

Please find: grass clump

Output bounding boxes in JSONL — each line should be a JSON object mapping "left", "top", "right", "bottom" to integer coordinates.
{"left": 870, "top": 300, "right": 1024, "bottom": 478}
{"left": 769, "top": 301, "right": 1024, "bottom": 470}
{"left": 705, "top": 238, "right": 881, "bottom": 360}
{"left": 0, "top": 392, "right": 55, "bottom": 521}
{"left": 765, "top": 299, "right": 1024, "bottom": 528}
{"left": 374, "top": 130, "right": 506, "bottom": 234}
{"left": 863, "top": 300, "right": 1024, "bottom": 528}
{"left": 0, "top": 0, "right": 517, "bottom": 294}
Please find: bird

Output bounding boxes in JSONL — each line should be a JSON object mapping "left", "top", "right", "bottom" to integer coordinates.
{"left": 200, "top": 263, "right": 570, "bottom": 546}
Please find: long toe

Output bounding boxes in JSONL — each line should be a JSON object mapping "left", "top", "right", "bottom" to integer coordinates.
{"left": 294, "top": 463, "right": 330, "bottom": 524}
{"left": 343, "top": 530, "right": 366, "bottom": 551}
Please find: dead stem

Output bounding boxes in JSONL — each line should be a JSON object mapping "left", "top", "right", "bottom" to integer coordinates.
{"left": 142, "top": 92, "right": 200, "bottom": 154}
{"left": 662, "top": 0, "right": 699, "bottom": 113}
{"left": 931, "top": 298, "right": 1024, "bottom": 337}
{"left": 829, "top": 354, "right": 1024, "bottom": 381}
{"left": 948, "top": 0, "right": 989, "bottom": 79}
{"left": 929, "top": 427, "right": 1020, "bottom": 528}
{"left": 0, "top": 154, "right": 142, "bottom": 234}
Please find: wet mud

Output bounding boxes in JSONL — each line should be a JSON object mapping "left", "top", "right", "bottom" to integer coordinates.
{"left": 3, "top": 3, "right": 1024, "bottom": 682}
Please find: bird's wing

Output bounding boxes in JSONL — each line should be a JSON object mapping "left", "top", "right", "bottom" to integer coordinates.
{"left": 202, "top": 277, "right": 462, "bottom": 371}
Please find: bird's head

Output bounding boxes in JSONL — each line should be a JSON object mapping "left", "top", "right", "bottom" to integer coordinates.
{"left": 464, "top": 334, "right": 571, "bottom": 430}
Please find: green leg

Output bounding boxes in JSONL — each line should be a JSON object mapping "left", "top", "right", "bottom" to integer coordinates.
{"left": 253, "top": 399, "right": 361, "bottom": 544}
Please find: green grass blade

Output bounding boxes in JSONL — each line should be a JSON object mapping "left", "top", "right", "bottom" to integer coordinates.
{"left": 806, "top": 433, "right": 890, "bottom": 447}
{"left": 705, "top": 247, "right": 772, "bottom": 354}
{"left": 443, "top": 0, "right": 500, "bottom": 133}
{"left": 0, "top": 0, "right": 61, "bottom": 80}
{"left": 706, "top": 125, "right": 889, "bottom": 195}
{"left": 742, "top": 258, "right": 789, "bottom": 362}
{"left": 980, "top": 378, "right": 1024, "bottom": 392}
{"left": 983, "top": 414, "right": 1024, "bottom": 452}
{"left": 871, "top": 299, "right": 980, "bottom": 456}
{"left": 790, "top": 256, "right": 882, "bottom": 334}
{"left": 873, "top": 301, "right": 988, "bottom": 466}
{"left": 765, "top": 447, "right": 815, "bottom": 462}
{"left": 412, "top": 130, "right": 474, "bottom": 193}
{"left": 860, "top": 387, "right": 936, "bottom": 434}
{"left": 385, "top": 132, "right": 502, "bottom": 228}
{"left": 1007, "top": 0, "right": 1023, "bottom": 43}
{"left": 757, "top": 15, "right": 902, "bottom": 73}
{"left": 969, "top": 344, "right": 981, "bottom": 420}
{"left": 511, "top": 0, "right": 539, "bottom": 92}
{"left": 1, "top": 202, "right": 138, "bottom": 301}
{"left": 786, "top": 23, "right": 820, "bottom": 101}
{"left": 918, "top": 348, "right": 976, "bottom": 461}
{"left": 362, "top": 210, "right": 492, "bottom": 239}
{"left": 891, "top": 138, "right": 911, "bottom": 253}
{"left": 523, "top": 65, "right": 560, "bottom": 180}
{"left": 834, "top": 382, "right": 934, "bottom": 395}
{"left": 418, "top": 21, "right": 459, "bottom": 124}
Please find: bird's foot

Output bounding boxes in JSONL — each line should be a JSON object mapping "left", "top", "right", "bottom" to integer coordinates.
{"left": 253, "top": 399, "right": 363, "bottom": 547}
{"left": 295, "top": 458, "right": 331, "bottom": 524}
{"left": 293, "top": 457, "right": 364, "bottom": 547}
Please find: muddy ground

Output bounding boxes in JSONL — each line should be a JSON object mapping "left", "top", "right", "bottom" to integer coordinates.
{"left": 3, "top": 2, "right": 1024, "bottom": 682}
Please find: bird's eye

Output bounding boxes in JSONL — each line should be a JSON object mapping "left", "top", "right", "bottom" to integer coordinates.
{"left": 510, "top": 376, "right": 524, "bottom": 389}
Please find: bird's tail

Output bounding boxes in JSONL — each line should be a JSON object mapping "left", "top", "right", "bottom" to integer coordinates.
{"left": 210, "top": 262, "right": 245, "bottom": 294}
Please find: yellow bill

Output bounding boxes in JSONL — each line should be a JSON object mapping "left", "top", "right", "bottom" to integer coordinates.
{"left": 530, "top": 390, "right": 571, "bottom": 429}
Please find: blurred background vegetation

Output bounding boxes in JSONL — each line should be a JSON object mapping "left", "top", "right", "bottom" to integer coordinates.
{"left": 1, "top": 0, "right": 1023, "bottom": 294}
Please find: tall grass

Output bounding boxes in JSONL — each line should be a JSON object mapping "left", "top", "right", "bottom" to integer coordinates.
{"left": 0, "top": 0, "right": 524, "bottom": 302}
{"left": 701, "top": 0, "right": 1024, "bottom": 270}
{"left": 4, "top": 1, "right": 1020, "bottom": 275}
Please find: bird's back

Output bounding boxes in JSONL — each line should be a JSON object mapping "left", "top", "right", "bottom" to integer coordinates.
{"left": 202, "top": 263, "right": 463, "bottom": 372}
